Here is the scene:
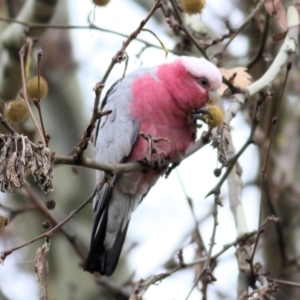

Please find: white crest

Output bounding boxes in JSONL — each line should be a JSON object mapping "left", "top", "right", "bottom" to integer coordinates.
{"left": 178, "top": 56, "right": 222, "bottom": 91}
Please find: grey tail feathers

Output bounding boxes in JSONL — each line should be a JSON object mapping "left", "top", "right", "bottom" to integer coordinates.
{"left": 84, "top": 204, "right": 130, "bottom": 276}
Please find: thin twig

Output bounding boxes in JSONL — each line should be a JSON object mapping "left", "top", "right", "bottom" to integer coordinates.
{"left": 169, "top": 0, "right": 208, "bottom": 59}
{"left": 141, "top": 28, "right": 168, "bottom": 58}
{"left": 73, "top": 83, "right": 106, "bottom": 163}
{"left": 203, "top": 197, "right": 219, "bottom": 272}
{"left": 247, "top": 13, "right": 270, "bottom": 70}
{"left": 0, "top": 16, "right": 175, "bottom": 54}
{"left": 221, "top": 0, "right": 265, "bottom": 52}
{"left": 206, "top": 97, "right": 262, "bottom": 197}
{"left": 176, "top": 170, "right": 206, "bottom": 252}
{"left": 35, "top": 48, "right": 48, "bottom": 146}
{"left": 25, "top": 36, "right": 33, "bottom": 79}
{"left": 0, "top": 203, "right": 36, "bottom": 220}
{"left": 247, "top": 227, "right": 265, "bottom": 278}
{"left": 131, "top": 230, "right": 257, "bottom": 299}
{"left": 22, "top": 186, "right": 87, "bottom": 262}
{"left": 184, "top": 195, "right": 219, "bottom": 300}
{"left": 202, "top": 25, "right": 234, "bottom": 49}
{"left": 0, "top": 183, "right": 102, "bottom": 262}
{"left": 19, "top": 46, "right": 46, "bottom": 145}
{"left": 267, "top": 277, "right": 300, "bottom": 288}
{"left": 0, "top": 113, "right": 18, "bottom": 135}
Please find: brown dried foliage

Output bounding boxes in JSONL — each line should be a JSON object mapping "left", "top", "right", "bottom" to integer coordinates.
{"left": 0, "top": 215, "right": 8, "bottom": 230}
{"left": 219, "top": 67, "right": 252, "bottom": 96}
{"left": 0, "top": 135, "right": 54, "bottom": 193}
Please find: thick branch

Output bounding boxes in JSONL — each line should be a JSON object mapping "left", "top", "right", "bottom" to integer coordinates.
{"left": 247, "top": 6, "right": 299, "bottom": 96}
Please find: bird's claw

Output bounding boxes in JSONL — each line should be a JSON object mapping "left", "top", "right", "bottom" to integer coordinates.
{"left": 139, "top": 132, "right": 170, "bottom": 169}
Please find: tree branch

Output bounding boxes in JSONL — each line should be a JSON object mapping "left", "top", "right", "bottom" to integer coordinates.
{"left": 0, "top": 181, "right": 103, "bottom": 263}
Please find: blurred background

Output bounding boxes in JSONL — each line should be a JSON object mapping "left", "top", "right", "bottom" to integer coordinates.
{"left": 0, "top": 0, "right": 299, "bottom": 299}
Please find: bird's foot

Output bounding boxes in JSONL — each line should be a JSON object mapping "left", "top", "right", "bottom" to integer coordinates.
{"left": 139, "top": 132, "right": 170, "bottom": 169}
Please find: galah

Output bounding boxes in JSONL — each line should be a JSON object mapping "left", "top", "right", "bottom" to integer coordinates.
{"left": 84, "top": 56, "right": 222, "bottom": 275}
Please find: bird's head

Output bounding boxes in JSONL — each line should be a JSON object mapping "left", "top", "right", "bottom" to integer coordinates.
{"left": 178, "top": 56, "right": 223, "bottom": 127}
{"left": 178, "top": 56, "right": 222, "bottom": 91}
{"left": 158, "top": 56, "right": 222, "bottom": 110}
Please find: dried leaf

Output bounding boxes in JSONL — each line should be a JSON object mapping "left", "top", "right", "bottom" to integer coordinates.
{"left": 272, "top": 29, "right": 288, "bottom": 41}
{"left": 6, "top": 152, "right": 21, "bottom": 189}
{"left": 0, "top": 134, "right": 54, "bottom": 193}
{"left": 235, "top": 244, "right": 252, "bottom": 271}
{"left": 0, "top": 139, "right": 12, "bottom": 174}
{"left": 264, "top": 0, "right": 287, "bottom": 30}
{"left": 219, "top": 67, "right": 252, "bottom": 96}
{"left": 28, "top": 143, "right": 54, "bottom": 192}
{"left": 34, "top": 242, "right": 50, "bottom": 284}
{"left": 218, "top": 124, "right": 231, "bottom": 165}
{"left": 0, "top": 215, "right": 8, "bottom": 230}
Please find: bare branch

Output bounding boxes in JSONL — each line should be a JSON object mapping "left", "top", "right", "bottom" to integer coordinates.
{"left": 0, "top": 180, "right": 104, "bottom": 263}
{"left": 221, "top": 0, "right": 266, "bottom": 52}
{"left": 169, "top": 0, "right": 208, "bottom": 59}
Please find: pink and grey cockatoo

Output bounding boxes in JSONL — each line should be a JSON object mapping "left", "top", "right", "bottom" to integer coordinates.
{"left": 84, "top": 56, "right": 222, "bottom": 275}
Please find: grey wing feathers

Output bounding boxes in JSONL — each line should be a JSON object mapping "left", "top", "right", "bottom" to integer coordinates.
{"left": 95, "top": 78, "right": 139, "bottom": 173}
{"left": 84, "top": 75, "right": 140, "bottom": 275}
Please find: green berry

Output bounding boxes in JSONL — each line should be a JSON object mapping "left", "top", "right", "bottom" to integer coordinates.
{"left": 26, "top": 76, "right": 49, "bottom": 100}
{"left": 4, "top": 99, "right": 28, "bottom": 124}
{"left": 181, "top": 0, "right": 206, "bottom": 14}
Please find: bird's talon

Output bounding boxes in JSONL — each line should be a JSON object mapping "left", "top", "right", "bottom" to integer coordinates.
{"left": 138, "top": 132, "right": 170, "bottom": 168}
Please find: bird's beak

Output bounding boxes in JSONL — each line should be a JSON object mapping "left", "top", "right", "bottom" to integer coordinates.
{"left": 191, "top": 107, "right": 211, "bottom": 120}
{"left": 208, "top": 90, "right": 220, "bottom": 105}
{"left": 191, "top": 90, "right": 220, "bottom": 120}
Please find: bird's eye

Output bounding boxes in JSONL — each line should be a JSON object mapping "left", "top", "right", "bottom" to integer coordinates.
{"left": 197, "top": 77, "right": 209, "bottom": 89}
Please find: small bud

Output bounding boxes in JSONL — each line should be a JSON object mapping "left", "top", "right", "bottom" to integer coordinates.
{"left": 46, "top": 134, "right": 51, "bottom": 143}
{"left": 42, "top": 219, "right": 52, "bottom": 230}
{"left": 37, "top": 48, "right": 43, "bottom": 59}
{"left": 45, "top": 199, "right": 56, "bottom": 210}
{"left": 33, "top": 98, "right": 39, "bottom": 106}
{"left": 214, "top": 168, "right": 221, "bottom": 177}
